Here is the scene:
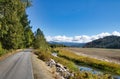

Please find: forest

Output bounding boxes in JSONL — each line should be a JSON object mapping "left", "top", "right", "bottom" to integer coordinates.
{"left": 0, "top": 0, "right": 48, "bottom": 56}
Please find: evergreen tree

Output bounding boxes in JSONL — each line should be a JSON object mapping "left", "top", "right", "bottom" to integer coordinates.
{"left": 24, "top": 26, "right": 34, "bottom": 48}
{"left": 0, "top": 0, "right": 33, "bottom": 50}
{"left": 20, "top": 13, "right": 34, "bottom": 48}
{"left": 33, "top": 28, "right": 49, "bottom": 51}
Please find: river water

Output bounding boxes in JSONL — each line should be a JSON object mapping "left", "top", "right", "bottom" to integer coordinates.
{"left": 79, "top": 66, "right": 120, "bottom": 79}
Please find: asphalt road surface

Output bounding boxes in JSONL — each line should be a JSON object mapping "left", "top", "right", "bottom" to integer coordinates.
{"left": 0, "top": 49, "right": 34, "bottom": 79}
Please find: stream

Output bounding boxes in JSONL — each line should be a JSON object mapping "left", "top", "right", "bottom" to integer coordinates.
{"left": 79, "top": 65, "right": 120, "bottom": 79}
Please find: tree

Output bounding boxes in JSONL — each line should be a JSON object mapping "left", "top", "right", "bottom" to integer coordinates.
{"left": 20, "top": 13, "right": 34, "bottom": 48}
{"left": 24, "top": 26, "right": 34, "bottom": 48}
{"left": 0, "top": 0, "right": 33, "bottom": 50}
{"left": 33, "top": 28, "right": 49, "bottom": 51}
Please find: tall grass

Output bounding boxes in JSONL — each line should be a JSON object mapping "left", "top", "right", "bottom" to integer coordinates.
{"left": 55, "top": 48, "right": 120, "bottom": 75}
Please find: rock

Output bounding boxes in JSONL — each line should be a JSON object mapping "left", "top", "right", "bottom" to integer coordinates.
{"left": 47, "top": 59, "right": 56, "bottom": 67}
{"left": 56, "top": 63, "right": 64, "bottom": 68}
{"left": 47, "top": 59, "right": 74, "bottom": 79}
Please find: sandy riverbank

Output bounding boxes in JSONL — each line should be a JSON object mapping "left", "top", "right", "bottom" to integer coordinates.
{"left": 64, "top": 48, "right": 120, "bottom": 64}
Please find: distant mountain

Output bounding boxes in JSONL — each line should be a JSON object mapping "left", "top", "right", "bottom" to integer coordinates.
{"left": 84, "top": 36, "right": 120, "bottom": 49}
{"left": 49, "top": 41, "right": 86, "bottom": 47}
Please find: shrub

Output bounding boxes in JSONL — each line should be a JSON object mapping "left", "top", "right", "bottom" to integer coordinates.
{"left": 0, "top": 43, "right": 7, "bottom": 56}
{"left": 34, "top": 50, "right": 51, "bottom": 61}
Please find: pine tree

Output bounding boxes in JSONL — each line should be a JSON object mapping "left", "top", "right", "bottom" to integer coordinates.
{"left": 0, "top": 0, "right": 33, "bottom": 50}
{"left": 20, "top": 13, "right": 34, "bottom": 48}
{"left": 33, "top": 28, "right": 49, "bottom": 51}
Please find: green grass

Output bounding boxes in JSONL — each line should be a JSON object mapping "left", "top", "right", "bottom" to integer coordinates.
{"left": 55, "top": 48, "right": 120, "bottom": 75}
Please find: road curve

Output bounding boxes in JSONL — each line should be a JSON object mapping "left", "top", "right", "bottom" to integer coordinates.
{"left": 0, "top": 49, "right": 34, "bottom": 79}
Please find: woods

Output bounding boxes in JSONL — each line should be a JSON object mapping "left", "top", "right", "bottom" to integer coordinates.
{"left": 0, "top": 0, "right": 31, "bottom": 49}
{"left": 0, "top": 0, "right": 48, "bottom": 55}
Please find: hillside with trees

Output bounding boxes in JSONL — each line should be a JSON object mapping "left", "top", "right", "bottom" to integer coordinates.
{"left": 49, "top": 41, "right": 85, "bottom": 47}
{"left": 84, "top": 35, "right": 120, "bottom": 49}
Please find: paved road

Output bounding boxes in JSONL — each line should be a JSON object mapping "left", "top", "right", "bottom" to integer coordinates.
{"left": 0, "top": 49, "right": 34, "bottom": 79}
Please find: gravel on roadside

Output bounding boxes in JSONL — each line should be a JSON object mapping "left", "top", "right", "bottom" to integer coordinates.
{"left": 31, "top": 53, "right": 62, "bottom": 79}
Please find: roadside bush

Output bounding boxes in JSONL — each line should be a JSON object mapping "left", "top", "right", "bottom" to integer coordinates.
{"left": 34, "top": 50, "right": 51, "bottom": 61}
{"left": 0, "top": 43, "right": 7, "bottom": 56}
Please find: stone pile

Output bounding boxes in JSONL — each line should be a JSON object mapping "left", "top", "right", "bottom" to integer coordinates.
{"left": 47, "top": 59, "right": 74, "bottom": 79}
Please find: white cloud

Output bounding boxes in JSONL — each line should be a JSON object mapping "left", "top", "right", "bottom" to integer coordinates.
{"left": 73, "top": 35, "right": 91, "bottom": 43}
{"left": 112, "top": 31, "right": 120, "bottom": 36}
{"left": 46, "top": 36, "right": 73, "bottom": 42}
{"left": 46, "top": 31, "right": 120, "bottom": 43}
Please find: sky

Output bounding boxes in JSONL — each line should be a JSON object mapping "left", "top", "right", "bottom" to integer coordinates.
{"left": 27, "top": 0, "right": 120, "bottom": 43}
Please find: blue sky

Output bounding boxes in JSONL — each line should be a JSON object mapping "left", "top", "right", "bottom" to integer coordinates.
{"left": 27, "top": 0, "right": 120, "bottom": 39}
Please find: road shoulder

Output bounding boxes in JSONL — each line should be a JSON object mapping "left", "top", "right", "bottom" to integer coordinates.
{"left": 31, "top": 53, "right": 57, "bottom": 79}
{"left": 0, "top": 49, "right": 23, "bottom": 61}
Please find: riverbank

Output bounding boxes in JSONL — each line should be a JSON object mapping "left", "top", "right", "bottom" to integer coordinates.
{"left": 55, "top": 48, "right": 120, "bottom": 75}
{"left": 34, "top": 49, "right": 113, "bottom": 79}
{"left": 65, "top": 48, "right": 120, "bottom": 64}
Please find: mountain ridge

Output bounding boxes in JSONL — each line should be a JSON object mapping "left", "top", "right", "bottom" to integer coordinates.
{"left": 84, "top": 35, "right": 120, "bottom": 49}
{"left": 49, "top": 41, "right": 86, "bottom": 47}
